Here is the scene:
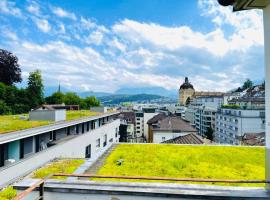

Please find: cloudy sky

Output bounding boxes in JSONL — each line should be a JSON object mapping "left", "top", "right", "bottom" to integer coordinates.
{"left": 0, "top": 0, "right": 264, "bottom": 93}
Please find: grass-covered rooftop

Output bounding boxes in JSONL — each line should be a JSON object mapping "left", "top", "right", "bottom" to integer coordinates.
{"left": 0, "top": 110, "right": 100, "bottom": 134}
{"left": 95, "top": 144, "right": 265, "bottom": 187}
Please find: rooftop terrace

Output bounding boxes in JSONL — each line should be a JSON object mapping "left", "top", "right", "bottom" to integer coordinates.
{"left": 12, "top": 144, "right": 269, "bottom": 199}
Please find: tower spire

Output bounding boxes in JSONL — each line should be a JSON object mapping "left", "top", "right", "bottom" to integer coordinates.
{"left": 58, "top": 82, "right": 61, "bottom": 93}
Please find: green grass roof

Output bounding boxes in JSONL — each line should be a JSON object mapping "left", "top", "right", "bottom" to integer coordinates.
{"left": 0, "top": 110, "right": 100, "bottom": 134}
{"left": 96, "top": 144, "right": 265, "bottom": 187}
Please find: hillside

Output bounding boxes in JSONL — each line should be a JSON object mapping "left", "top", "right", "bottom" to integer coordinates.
{"left": 97, "top": 94, "right": 171, "bottom": 105}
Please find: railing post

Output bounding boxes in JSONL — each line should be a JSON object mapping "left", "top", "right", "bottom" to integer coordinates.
{"left": 39, "top": 182, "right": 44, "bottom": 200}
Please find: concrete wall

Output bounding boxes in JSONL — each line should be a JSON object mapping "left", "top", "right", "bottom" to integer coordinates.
{"left": 0, "top": 119, "right": 120, "bottom": 187}
{"left": 29, "top": 109, "right": 66, "bottom": 122}
{"left": 90, "top": 107, "right": 107, "bottom": 113}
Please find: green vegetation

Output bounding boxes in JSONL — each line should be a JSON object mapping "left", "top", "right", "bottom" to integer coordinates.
{"left": 0, "top": 186, "right": 17, "bottom": 200}
{"left": 221, "top": 104, "right": 241, "bottom": 109}
{"left": 0, "top": 49, "right": 101, "bottom": 115}
{"left": 0, "top": 115, "right": 51, "bottom": 134}
{"left": 0, "top": 110, "right": 100, "bottom": 134}
{"left": 45, "top": 92, "right": 100, "bottom": 110}
{"left": 32, "top": 159, "right": 84, "bottom": 179}
{"left": 96, "top": 144, "right": 265, "bottom": 187}
{"left": 66, "top": 110, "right": 100, "bottom": 120}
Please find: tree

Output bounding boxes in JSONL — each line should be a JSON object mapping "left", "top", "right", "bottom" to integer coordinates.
{"left": 242, "top": 79, "right": 253, "bottom": 90}
{"left": 205, "top": 127, "right": 214, "bottom": 141}
{"left": 0, "top": 49, "right": 22, "bottom": 85}
{"left": 63, "top": 92, "right": 81, "bottom": 105}
{"left": 84, "top": 96, "right": 100, "bottom": 109}
{"left": 45, "top": 92, "right": 65, "bottom": 104}
{"left": 0, "top": 100, "right": 11, "bottom": 114}
{"left": 27, "top": 70, "right": 44, "bottom": 108}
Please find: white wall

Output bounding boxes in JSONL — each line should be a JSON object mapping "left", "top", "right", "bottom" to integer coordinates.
{"left": 153, "top": 131, "right": 193, "bottom": 143}
{"left": 29, "top": 110, "right": 66, "bottom": 121}
{"left": 0, "top": 119, "right": 120, "bottom": 187}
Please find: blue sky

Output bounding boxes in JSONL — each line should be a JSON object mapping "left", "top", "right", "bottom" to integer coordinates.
{"left": 0, "top": 0, "right": 264, "bottom": 93}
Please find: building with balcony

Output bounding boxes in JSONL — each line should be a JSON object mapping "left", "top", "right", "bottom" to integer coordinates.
{"left": 215, "top": 108, "right": 265, "bottom": 145}
{"left": 195, "top": 106, "right": 217, "bottom": 137}
{"left": 0, "top": 111, "right": 120, "bottom": 187}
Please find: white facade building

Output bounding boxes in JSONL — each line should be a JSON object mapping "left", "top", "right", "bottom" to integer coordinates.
{"left": 195, "top": 106, "right": 217, "bottom": 136}
{"left": 215, "top": 108, "right": 265, "bottom": 145}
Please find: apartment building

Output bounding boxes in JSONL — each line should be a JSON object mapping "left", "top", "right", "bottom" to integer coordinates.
{"left": 215, "top": 108, "right": 265, "bottom": 145}
{"left": 0, "top": 112, "right": 120, "bottom": 187}
{"left": 195, "top": 106, "right": 216, "bottom": 136}
{"left": 148, "top": 115, "right": 197, "bottom": 143}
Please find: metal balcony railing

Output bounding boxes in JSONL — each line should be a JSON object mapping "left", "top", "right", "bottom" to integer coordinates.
{"left": 13, "top": 173, "right": 270, "bottom": 200}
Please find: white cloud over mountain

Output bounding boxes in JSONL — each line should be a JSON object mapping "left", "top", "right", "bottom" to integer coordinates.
{"left": 0, "top": 0, "right": 264, "bottom": 93}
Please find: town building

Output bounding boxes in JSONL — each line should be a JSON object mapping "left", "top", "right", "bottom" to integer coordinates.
{"left": 118, "top": 111, "right": 136, "bottom": 142}
{"left": 148, "top": 115, "right": 197, "bottom": 143}
{"left": 178, "top": 77, "right": 195, "bottom": 106}
{"left": 215, "top": 108, "right": 265, "bottom": 145}
{"left": 195, "top": 106, "right": 216, "bottom": 137}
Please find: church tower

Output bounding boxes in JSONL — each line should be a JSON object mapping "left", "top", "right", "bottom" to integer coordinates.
{"left": 179, "top": 77, "right": 195, "bottom": 106}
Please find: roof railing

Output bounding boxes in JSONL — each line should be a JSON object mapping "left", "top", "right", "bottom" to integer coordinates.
{"left": 13, "top": 173, "right": 270, "bottom": 200}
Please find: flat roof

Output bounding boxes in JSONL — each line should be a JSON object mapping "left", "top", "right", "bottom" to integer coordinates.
{"left": 0, "top": 111, "right": 119, "bottom": 145}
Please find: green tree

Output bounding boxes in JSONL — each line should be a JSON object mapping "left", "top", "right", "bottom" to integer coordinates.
{"left": 84, "top": 96, "right": 100, "bottom": 109}
{"left": 27, "top": 70, "right": 44, "bottom": 108}
{"left": 242, "top": 79, "right": 253, "bottom": 90}
{"left": 63, "top": 92, "right": 81, "bottom": 105}
{"left": 205, "top": 127, "right": 214, "bottom": 141}
{"left": 45, "top": 92, "right": 65, "bottom": 104}
{"left": 0, "top": 49, "right": 22, "bottom": 85}
{"left": 0, "top": 100, "right": 11, "bottom": 114}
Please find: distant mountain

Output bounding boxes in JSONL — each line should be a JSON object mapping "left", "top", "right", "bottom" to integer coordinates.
{"left": 115, "top": 87, "right": 177, "bottom": 98}
{"left": 78, "top": 91, "right": 112, "bottom": 98}
{"left": 98, "top": 94, "right": 172, "bottom": 105}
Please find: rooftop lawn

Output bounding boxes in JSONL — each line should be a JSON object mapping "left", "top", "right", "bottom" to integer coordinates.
{"left": 0, "top": 187, "right": 17, "bottom": 200}
{"left": 0, "top": 110, "right": 100, "bottom": 134}
{"left": 32, "top": 159, "right": 84, "bottom": 179}
{"left": 66, "top": 110, "right": 100, "bottom": 121}
{"left": 96, "top": 144, "right": 265, "bottom": 187}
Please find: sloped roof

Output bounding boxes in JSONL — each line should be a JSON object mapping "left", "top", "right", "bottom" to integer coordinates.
{"left": 153, "top": 116, "right": 197, "bottom": 132}
{"left": 162, "top": 133, "right": 204, "bottom": 144}
{"left": 241, "top": 132, "right": 265, "bottom": 146}
{"left": 147, "top": 113, "right": 166, "bottom": 125}
{"left": 118, "top": 111, "right": 135, "bottom": 124}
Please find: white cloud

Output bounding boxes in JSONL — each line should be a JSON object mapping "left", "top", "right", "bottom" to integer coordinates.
{"left": 26, "top": 3, "right": 40, "bottom": 16}
{"left": 85, "top": 31, "right": 104, "bottom": 45}
{"left": 34, "top": 18, "right": 51, "bottom": 33}
{"left": 51, "top": 6, "right": 76, "bottom": 20}
{"left": 0, "top": 0, "right": 22, "bottom": 17}
{"left": 0, "top": 0, "right": 264, "bottom": 93}
{"left": 80, "top": 17, "right": 96, "bottom": 29}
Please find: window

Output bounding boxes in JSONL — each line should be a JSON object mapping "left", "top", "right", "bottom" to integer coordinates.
{"left": 103, "top": 134, "right": 107, "bottom": 147}
{"left": 96, "top": 139, "right": 100, "bottom": 148}
{"left": 162, "top": 137, "right": 166, "bottom": 142}
{"left": 85, "top": 145, "right": 91, "bottom": 158}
